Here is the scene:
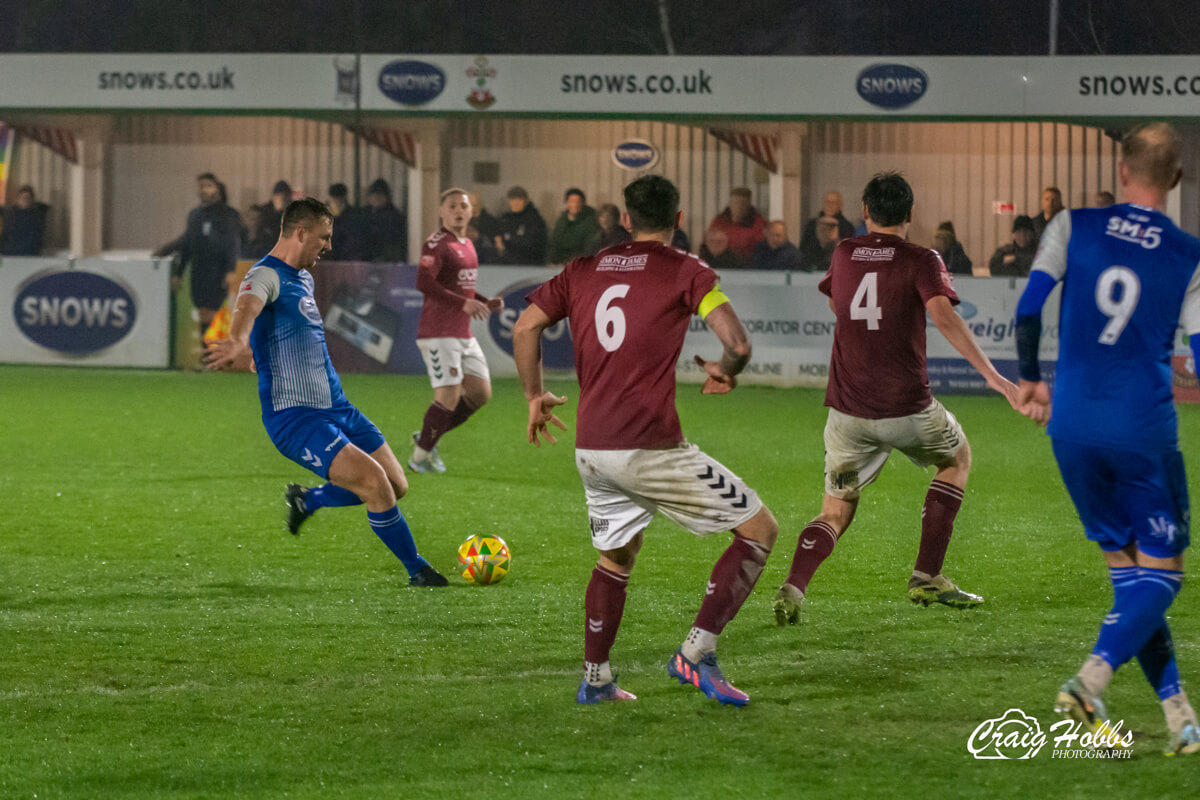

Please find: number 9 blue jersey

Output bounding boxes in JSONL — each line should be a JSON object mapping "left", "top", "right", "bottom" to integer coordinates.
{"left": 1031, "top": 204, "right": 1200, "bottom": 452}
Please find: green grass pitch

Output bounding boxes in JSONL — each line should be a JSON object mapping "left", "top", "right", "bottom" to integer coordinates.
{"left": 1, "top": 364, "right": 1197, "bottom": 798}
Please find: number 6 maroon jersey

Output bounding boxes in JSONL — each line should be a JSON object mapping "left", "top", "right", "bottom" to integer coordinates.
{"left": 819, "top": 232, "right": 959, "bottom": 420}
{"left": 527, "top": 240, "right": 718, "bottom": 450}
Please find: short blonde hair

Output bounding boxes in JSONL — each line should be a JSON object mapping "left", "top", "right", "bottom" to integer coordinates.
{"left": 1121, "top": 123, "right": 1182, "bottom": 191}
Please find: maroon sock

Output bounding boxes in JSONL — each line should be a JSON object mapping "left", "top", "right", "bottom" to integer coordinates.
{"left": 584, "top": 565, "right": 628, "bottom": 665}
{"left": 915, "top": 480, "right": 964, "bottom": 576}
{"left": 417, "top": 402, "right": 455, "bottom": 451}
{"left": 446, "top": 396, "right": 479, "bottom": 432}
{"left": 784, "top": 520, "right": 838, "bottom": 594}
{"left": 693, "top": 536, "right": 770, "bottom": 635}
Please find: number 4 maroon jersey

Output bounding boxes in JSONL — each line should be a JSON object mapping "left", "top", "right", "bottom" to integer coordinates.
{"left": 819, "top": 232, "right": 959, "bottom": 419}
{"left": 527, "top": 240, "right": 718, "bottom": 450}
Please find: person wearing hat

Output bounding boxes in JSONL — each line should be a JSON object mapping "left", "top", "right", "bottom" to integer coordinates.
{"left": 495, "top": 185, "right": 548, "bottom": 265}
{"left": 364, "top": 178, "right": 407, "bottom": 262}
{"left": 989, "top": 215, "right": 1038, "bottom": 277}
{"left": 327, "top": 182, "right": 366, "bottom": 261}
{"left": 933, "top": 220, "right": 973, "bottom": 276}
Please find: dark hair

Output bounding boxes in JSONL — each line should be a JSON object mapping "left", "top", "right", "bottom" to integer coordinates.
{"left": 216, "top": 181, "right": 228, "bottom": 204}
{"left": 197, "top": 172, "right": 218, "bottom": 183}
{"left": 1011, "top": 214, "right": 1035, "bottom": 233}
{"left": 564, "top": 187, "right": 585, "bottom": 202}
{"left": 281, "top": 197, "right": 333, "bottom": 237}
{"left": 506, "top": 185, "right": 528, "bottom": 200}
{"left": 624, "top": 175, "right": 679, "bottom": 234}
{"left": 861, "top": 172, "right": 913, "bottom": 227}
{"left": 328, "top": 183, "right": 349, "bottom": 199}
{"left": 367, "top": 178, "right": 391, "bottom": 199}
{"left": 730, "top": 187, "right": 752, "bottom": 200}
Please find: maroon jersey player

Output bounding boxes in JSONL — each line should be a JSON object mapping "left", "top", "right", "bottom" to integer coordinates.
{"left": 773, "top": 172, "right": 1021, "bottom": 625}
{"left": 408, "top": 188, "right": 503, "bottom": 474}
{"left": 513, "top": 175, "right": 780, "bottom": 707}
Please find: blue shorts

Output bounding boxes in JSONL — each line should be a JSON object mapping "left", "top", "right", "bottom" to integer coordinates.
{"left": 264, "top": 404, "right": 386, "bottom": 480}
{"left": 1051, "top": 438, "right": 1190, "bottom": 559}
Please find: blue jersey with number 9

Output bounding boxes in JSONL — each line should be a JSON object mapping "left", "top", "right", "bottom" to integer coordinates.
{"left": 1032, "top": 204, "right": 1200, "bottom": 452}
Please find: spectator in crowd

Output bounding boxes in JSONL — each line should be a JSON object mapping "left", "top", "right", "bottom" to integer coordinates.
{"left": 465, "top": 190, "right": 501, "bottom": 263}
{"left": 932, "top": 221, "right": 973, "bottom": 275}
{"left": 153, "top": 171, "right": 241, "bottom": 338}
{"left": 240, "top": 204, "right": 275, "bottom": 259}
{"left": 1031, "top": 186, "right": 1064, "bottom": 242}
{"left": 748, "top": 220, "right": 801, "bottom": 271}
{"left": 708, "top": 186, "right": 766, "bottom": 267}
{"left": 363, "top": 178, "right": 407, "bottom": 262}
{"left": 327, "top": 182, "right": 366, "bottom": 261}
{"left": 699, "top": 225, "right": 742, "bottom": 270}
{"left": 671, "top": 227, "right": 691, "bottom": 252}
{"left": 591, "top": 202, "right": 631, "bottom": 252}
{"left": 257, "top": 180, "right": 292, "bottom": 246}
{"left": 547, "top": 188, "right": 601, "bottom": 264}
{"left": 495, "top": 185, "right": 548, "bottom": 265}
{"left": 1093, "top": 190, "right": 1116, "bottom": 207}
{"left": 988, "top": 214, "right": 1038, "bottom": 277}
{"left": 799, "top": 190, "right": 856, "bottom": 269}
{"left": 800, "top": 214, "right": 842, "bottom": 272}
{"left": 0, "top": 184, "right": 49, "bottom": 256}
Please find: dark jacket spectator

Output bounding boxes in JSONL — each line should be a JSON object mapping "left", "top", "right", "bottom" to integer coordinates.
{"left": 0, "top": 185, "right": 49, "bottom": 256}
{"left": 989, "top": 215, "right": 1038, "bottom": 277}
{"left": 799, "top": 214, "right": 842, "bottom": 272}
{"left": 933, "top": 221, "right": 973, "bottom": 276}
{"left": 671, "top": 228, "right": 691, "bottom": 253}
{"left": 699, "top": 226, "right": 744, "bottom": 271}
{"left": 748, "top": 220, "right": 801, "bottom": 271}
{"left": 547, "top": 188, "right": 602, "bottom": 264}
{"left": 1031, "top": 186, "right": 1064, "bottom": 244}
{"left": 591, "top": 203, "right": 631, "bottom": 253}
{"left": 240, "top": 205, "right": 275, "bottom": 260}
{"left": 708, "top": 187, "right": 766, "bottom": 267}
{"left": 799, "top": 190, "right": 856, "bottom": 270}
{"left": 257, "top": 179, "right": 291, "bottom": 246}
{"left": 495, "top": 186, "right": 547, "bottom": 265}
{"left": 154, "top": 172, "right": 241, "bottom": 321}
{"left": 363, "top": 178, "right": 407, "bottom": 262}
{"left": 327, "top": 183, "right": 367, "bottom": 261}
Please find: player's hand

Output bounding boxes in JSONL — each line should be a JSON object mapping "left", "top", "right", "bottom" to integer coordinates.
{"left": 486, "top": 297, "right": 505, "bottom": 313}
{"left": 527, "top": 391, "right": 568, "bottom": 447}
{"left": 463, "top": 297, "right": 490, "bottom": 320}
{"left": 1016, "top": 379, "right": 1052, "bottom": 426}
{"left": 986, "top": 374, "right": 1021, "bottom": 409}
{"left": 693, "top": 355, "right": 736, "bottom": 395}
{"left": 203, "top": 338, "right": 251, "bottom": 372}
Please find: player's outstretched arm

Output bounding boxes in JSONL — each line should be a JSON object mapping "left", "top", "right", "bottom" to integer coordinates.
{"left": 513, "top": 303, "right": 568, "bottom": 446}
{"left": 926, "top": 295, "right": 1020, "bottom": 409}
{"left": 693, "top": 298, "right": 751, "bottom": 395}
{"left": 1013, "top": 270, "right": 1059, "bottom": 426}
{"left": 203, "top": 293, "right": 264, "bottom": 372}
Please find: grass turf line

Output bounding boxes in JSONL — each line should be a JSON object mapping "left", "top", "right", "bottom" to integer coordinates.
{"left": 0, "top": 365, "right": 1196, "bottom": 798}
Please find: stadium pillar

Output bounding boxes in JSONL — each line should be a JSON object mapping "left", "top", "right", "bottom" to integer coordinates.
{"left": 777, "top": 126, "right": 805, "bottom": 245}
{"left": 407, "top": 120, "right": 448, "bottom": 265}
{"left": 69, "top": 123, "right": 110, "bottom": 258}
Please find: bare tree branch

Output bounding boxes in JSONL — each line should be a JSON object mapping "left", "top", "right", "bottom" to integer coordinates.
{"left": 658, "top": 0, "right": 677, "bottom": 55}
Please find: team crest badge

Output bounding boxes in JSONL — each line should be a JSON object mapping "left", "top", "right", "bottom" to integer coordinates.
{"left": 466, "top": 56, "right": 497, "bottom": 109}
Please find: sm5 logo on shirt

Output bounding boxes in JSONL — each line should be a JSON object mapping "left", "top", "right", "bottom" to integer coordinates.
{"left": 1105, "top": 217, "right": 1163, "bottom": 249}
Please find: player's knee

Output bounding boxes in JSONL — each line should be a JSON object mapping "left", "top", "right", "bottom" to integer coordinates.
{"left": 739, "top": 507, "right": 778, "bottom": 550}
{"left": 359, "top": 464, "right": 395, "bottom": 506}
{"left": 392, "top": 474, "right": 409, "bottom": 500}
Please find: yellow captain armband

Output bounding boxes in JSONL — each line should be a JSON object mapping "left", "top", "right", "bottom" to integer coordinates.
{"left": 698, "top": 285, "right": 731, "bottom": 319}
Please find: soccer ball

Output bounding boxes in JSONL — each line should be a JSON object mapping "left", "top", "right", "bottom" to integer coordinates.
{"left": 457, "top": 535, "right": 511, "bottom": 586}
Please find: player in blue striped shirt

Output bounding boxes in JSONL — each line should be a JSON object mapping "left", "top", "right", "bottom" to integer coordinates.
{"left": 1016, "top": 123, "right": 1200, "bottom": 755}
{"left": 205, "top": 197, "right": 447, "bottom": 587}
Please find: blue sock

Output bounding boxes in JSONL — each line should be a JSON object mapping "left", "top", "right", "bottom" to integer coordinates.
{"left": 305, "top": 483, "right": 362, "bottom": 513}
{"left": 367, "top": 507, "right": 428, "bottom": 576}
{"left": 1137, "top": 622, "right": 1182, "bottom": 701}
{"left": 1093, "top": 567, "right": 1184, "bottom": 670}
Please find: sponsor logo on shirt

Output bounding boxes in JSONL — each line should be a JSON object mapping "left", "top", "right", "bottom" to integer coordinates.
{"left": 1105, "top": 215, "right": 1163, "bottom": 249}
{"left": 420, "top": 254, "right": 435, "bottom": 268}
{"left": 851, "top": 247, "right": 896, "bottom": 262}
{"left": 856, "top": 63, "right": 929, "bottom": 109}
{"left": 597, "top": 254, "right": 649, "bottom": 272}
{"left": 298, "top": 295, "right": 322, "bottom": 324}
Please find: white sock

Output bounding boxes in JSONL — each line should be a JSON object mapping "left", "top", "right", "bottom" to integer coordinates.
{"left": 680, "top": 627, "right": 718, "bottom": 663}
{"left": 585, "top": 660, "right": 613, "bottom": 687}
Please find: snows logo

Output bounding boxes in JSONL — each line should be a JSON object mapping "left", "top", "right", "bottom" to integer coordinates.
{"left": 968, "top": 709, "right": 1047, "bottom": 759}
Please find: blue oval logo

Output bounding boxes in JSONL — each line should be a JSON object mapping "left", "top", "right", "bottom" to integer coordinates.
{"left": 378, "top": 60, "right": 446, "bottom": 106}
{"left": 856, "top": 64, "right": 928, "bottom": 109}
{"left": 612, "top": 139, "right": 659, "bottom": 171}
{"left": 487, "top": 281, "right": 574, "bottom": 370}
{"left": 14, "top": 270, "right": 137, "bottom": 354}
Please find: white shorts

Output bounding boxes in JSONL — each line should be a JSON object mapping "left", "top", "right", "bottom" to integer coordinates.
{"left": 823, "top": 400, "right": 965, "bottom": 500}
{"left": 575, "top": 442, "right": 764, "bottom": 551}
{"left": 416, "top": 337, "right": 490, "bottom": 389}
